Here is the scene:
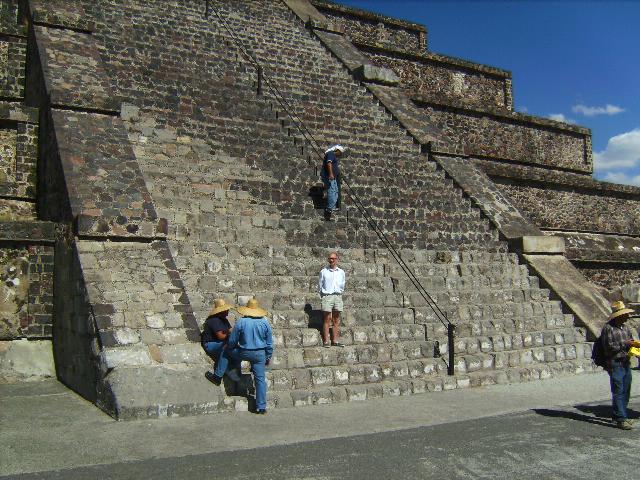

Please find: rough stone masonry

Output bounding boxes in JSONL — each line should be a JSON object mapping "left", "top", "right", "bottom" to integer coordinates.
{"left": 0, "top": 0, "right": 636, "bottom": 417}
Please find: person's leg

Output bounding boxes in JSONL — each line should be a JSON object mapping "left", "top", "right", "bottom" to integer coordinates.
{"left": 331, "top": 295, "right": 344, "bottom": 346}
{"left": 321, "top": 294, "right": 333, "bottom": 345}
{"left": 623, "top": 363, "right": 632, "bottom": 414}
{"left": 322, "top": 311, "right": 332, "bottom": 345}
{"left": 203, "top": 342, "right": 224, "bottom": 361}
{"left": 332, "top": 310, "right": 341, "bottom": 343}
{"left": 326, "top": 179, "right": 338, "bottom": 211}
{"left": 213, "top": 347, "right": 233, "bottom": 378}
{"left": 610, "top": 363, "right": 628, "bottom": 422}
{"left": 248, "top": 350, "right": 268, "bottom": 411}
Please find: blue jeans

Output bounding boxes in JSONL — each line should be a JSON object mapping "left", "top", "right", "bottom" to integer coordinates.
{"left": 215, "top": 348, "right": 268, "bottom": 410}
{"left": 203, "top": 341, "right": 225, "bottom": 360}
{"left": 322, "top": 174, "right": 339, "bottom": 211}
{"left": 609, "top": 360, "right": 632, "bottom": 421}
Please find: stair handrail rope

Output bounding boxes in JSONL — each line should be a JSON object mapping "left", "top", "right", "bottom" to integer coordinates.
{"left": 208, "top": 3, "right": 455, "bottom": 373}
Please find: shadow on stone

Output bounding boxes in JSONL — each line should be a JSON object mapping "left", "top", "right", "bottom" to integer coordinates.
{"left": 304, "top": 303, "right": 323, "bottom": 329}
{"left": 533, "top": 408, "right": 616, "bottom": 428}
{"left": 309, "top": 185, "right": 325, "bottom": 210}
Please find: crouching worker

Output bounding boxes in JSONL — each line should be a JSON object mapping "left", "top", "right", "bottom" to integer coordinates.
{"left": 202, "top": 299, "right": 241, "bottom": 383}
{"left": 210, "top": 298, "right": 273, "bottom": 414}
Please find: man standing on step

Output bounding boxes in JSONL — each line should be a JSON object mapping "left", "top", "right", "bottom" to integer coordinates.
{"left": 319, "top": 251, "right": 346, "bottom": 347}
{"left": 322, "top": 144, "right": 345, "bottom": 220}
{"left": 602, "top": 301, "right": 640, "bottom": 430}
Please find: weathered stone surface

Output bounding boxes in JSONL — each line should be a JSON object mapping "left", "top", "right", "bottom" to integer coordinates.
{"left": 284, "top": 0, "right": 327, "bottom": 24}
{"left": 33, "top": 26, "right": 118, "bottom": 111}
{"left": 524, "top": 254, "right": 610, "bottom": 339}
{"left": 0, "top": 339, "right": 55, "bottom": 381}
{"left": 313, "top": 29, "right": 371, "bottom": 71}
{"left": 353, "top": 64, "right": 400, "bottom": 85}
{"left": 522, "top": 236, "right": 565, "bottom": 254}
{"left": 50, "top": 109, "right": 162, "bottom": 238}
{"left": 0, "top": 241, "right": 54, "bottom": 340}
{"left": 365, "top": 47, "right": 512, "bottom": 113}
{"left": 312, "top": 0, "right": 426, "bottom": 53}
{"left": 434, "top": 155, "right": 542, "bottom": 239}
{"left": 6, "top": 0, "right": 604, "bottom": 419}
{"left": 29, "top": 0, "right": 95, "bottom": 32}
{"left": 103, "top": 365, "right": 227, "bottom": 419}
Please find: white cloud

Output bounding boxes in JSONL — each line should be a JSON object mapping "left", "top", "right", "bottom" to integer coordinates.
{"left": 598, "top": 171, "right": 640, "bottom": 187}
{"left": 548, "top": 113, "right": 575, "bottom": 124}
{"left": 572, "top": 104, "right": 625, "bottom": 117}
{"left": 594, "top": 129, "right": 640, "bottom": 171}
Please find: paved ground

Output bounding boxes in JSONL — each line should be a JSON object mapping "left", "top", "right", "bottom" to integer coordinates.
{"left": 1, "top": 371, "right": 639, "bottom": 479}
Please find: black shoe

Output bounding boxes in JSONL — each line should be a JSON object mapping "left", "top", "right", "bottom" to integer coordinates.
{"left": 205, "top": 371, "right": 222, "bottom": 386}
{"left": 256, "top": 409, "right": 268, "bottom": 415}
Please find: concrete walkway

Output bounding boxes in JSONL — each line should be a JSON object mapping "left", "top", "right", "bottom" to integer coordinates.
{"left": 1, "top": 371, "right": 639, "bottom": 477}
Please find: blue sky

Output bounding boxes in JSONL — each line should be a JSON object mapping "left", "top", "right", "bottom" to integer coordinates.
{"left": 335, "top": 0, "right": 640, "bottom": 186}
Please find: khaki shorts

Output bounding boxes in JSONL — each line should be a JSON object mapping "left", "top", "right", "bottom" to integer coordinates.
{"left": 321, "top": 293, "right": 343, "bottom": 312}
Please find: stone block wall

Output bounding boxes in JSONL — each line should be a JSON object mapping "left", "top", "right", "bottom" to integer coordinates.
{"left": 420, "top": 103, "right": 592, "bottom": 173}
{"left": 0, "top": 104, "right": 38, "bottom": 202}
{"left": 476, "top": 161, "right": 640, "bottom": 235}
{"left": 0, "top": 36, "right": 26, "bottom": 100}
{"left": 312, "top": 0, "right": 426, "bottom": 53}
{"left": 364, "top": 49, "right": 512, "bottom": 113}
{"left": 0, "top": 221, "right": 57, "bottom": 341}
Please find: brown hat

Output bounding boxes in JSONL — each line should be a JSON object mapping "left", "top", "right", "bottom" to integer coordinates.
{"left": 609, "top": 301, "right": 635, "bottom": 321}
{"left": 208, "top": 298, "right": 234, "bottom": 317}
{"left": 236, "top": 298, "right": 268, "bottom": 318}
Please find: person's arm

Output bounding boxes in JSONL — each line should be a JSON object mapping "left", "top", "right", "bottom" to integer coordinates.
{"left": 318, "top": 268, "right": 324, "bottom": 294}
{"left": 226, "top": 319, "right": 241, "bottom": 349}
{"left": 602, "top": 325, "right": 628, "bottom": 359}
{"left": 214, "top": 329, "right": 229, "bottom": 341}
{"left": 338, "top": 269, "right": 345, "bottom": 292}
{"left": 326, "top": 160, "right": 334, "bottom": 180}
{"left": 264, "top": 322, "right": 274, "bottom": 365}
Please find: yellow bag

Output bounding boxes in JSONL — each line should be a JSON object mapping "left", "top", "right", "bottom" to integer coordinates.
{"left": 628, "top": 346, "right": 640, "bottom": 357}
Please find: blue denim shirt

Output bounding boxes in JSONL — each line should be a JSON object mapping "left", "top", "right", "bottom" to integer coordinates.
{"left": 228, "top": 316, "right": 274, "bottom": 360}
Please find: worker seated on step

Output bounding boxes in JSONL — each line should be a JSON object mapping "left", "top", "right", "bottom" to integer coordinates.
{"left": 202, "top": 299, "right": 241, "bottom": 383}
{"left": 208, "top": 298, "right": 273, "bottom": 414}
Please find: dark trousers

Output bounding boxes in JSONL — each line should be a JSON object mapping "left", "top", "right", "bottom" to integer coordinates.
{"left": 609, "top": 360, "right": 632, "bottom": 421}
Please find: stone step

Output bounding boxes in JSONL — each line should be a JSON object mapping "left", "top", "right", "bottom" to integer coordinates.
{"left": 267, "top": 357, "right": 445, "bottom": 392}
{"left": 193, "top": 272, "right": 539, "bottom": 295}
{"left": 263, "top": 304, "right": 570, "bottom": 330}
{"left": 271, "top": 323, "right": 584, "bottom": 351}
{"left": 177, "top": 243, "right": 520, "bottom": 267}
{"left": 193, "top": 288, "right": 551, "bottom": 311}
{"left": 260, "top": 357, "right": 596, "bottom": 410}
{"left": 270, "top": 341, "right": 438, "bottom": 371}
{"left": 453, "top": 341, "right": 592, "bottom": 375}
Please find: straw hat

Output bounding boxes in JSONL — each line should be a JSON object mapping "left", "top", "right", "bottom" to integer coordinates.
{"left": 236, "top": 298, "right": 268, "bottom": 318}
{"left": 609, "top": 301, "right": 635, "bottom": 321}
{"left": 208, "top": 298, "right": 234, "bottom": 317}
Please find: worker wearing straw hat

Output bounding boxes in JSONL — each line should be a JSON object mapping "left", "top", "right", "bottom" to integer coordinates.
{"left": 602, "top": 301, "right": 640, "bottom": 430}
{"left": 202, "top": 299, "right": 241, "bottom": 383}
{"left": 209, "top": 298, "right": 273, "bottom": 414}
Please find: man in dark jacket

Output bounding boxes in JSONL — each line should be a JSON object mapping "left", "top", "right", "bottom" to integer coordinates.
{"left": 602, "top": 301, "right": 640, "bottom": 430}
{"left": 201, "top": 298, "right": 240, "bottom": 382}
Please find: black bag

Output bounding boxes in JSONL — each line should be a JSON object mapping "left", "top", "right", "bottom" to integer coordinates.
{"left": 591, "top": 333, "right": 607, "bottom": 368}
